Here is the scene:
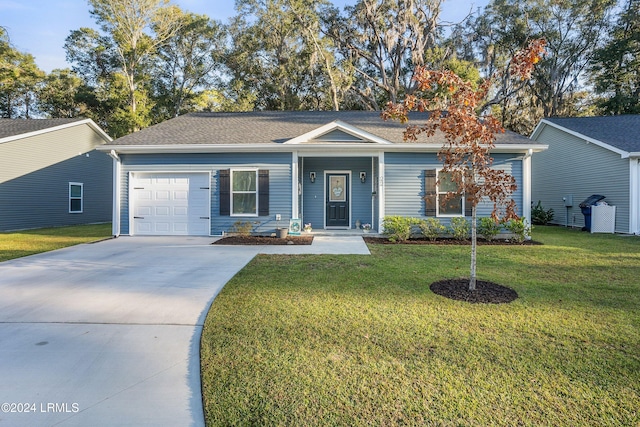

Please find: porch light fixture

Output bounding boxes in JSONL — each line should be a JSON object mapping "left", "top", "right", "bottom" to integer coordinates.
{"left": 309, "top": 172, "right": 316, "bottom": 183}
{"left": 360, "top": 171, "right": 366, "bottom": 183}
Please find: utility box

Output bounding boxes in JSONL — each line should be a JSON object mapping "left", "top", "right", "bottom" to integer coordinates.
{"left": 591, "top": 205, "right": 616, "bottom": 233}
{"left": 562, "top": 195, "right": 573, "bottom": 207}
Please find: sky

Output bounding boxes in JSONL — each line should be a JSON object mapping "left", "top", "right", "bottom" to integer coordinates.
{"left": 1, "top": 0, "right": 488, "bottom": 73}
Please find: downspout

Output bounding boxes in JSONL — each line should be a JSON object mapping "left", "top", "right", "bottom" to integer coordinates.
{"left": 108, "top": 150, "right": 121, "bottom": 237}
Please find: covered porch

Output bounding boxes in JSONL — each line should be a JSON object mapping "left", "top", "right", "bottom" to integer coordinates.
{"left": 296, "top": 154, "right": 382, "bottom": 232}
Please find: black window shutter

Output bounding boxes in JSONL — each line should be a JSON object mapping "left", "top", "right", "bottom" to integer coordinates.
{"left": 424, "top": 169, "right": 437, "bottom": 216}
{"left": 258, "top": 169, "right": 269, "bottom": 216}
{"left": 219, "top": 169, "right": 230, "bottom": 216}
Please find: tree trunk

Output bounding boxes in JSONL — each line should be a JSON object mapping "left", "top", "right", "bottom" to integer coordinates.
{"left": 469, "top": 204, "right": 477, "bottom": 291}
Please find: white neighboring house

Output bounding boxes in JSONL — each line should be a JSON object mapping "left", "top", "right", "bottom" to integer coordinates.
{"left": 531, "top": 115, "right": 640, "bottom": 234}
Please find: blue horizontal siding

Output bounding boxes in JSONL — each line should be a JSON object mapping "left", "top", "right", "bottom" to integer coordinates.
{"left": 384, "top": 152, "right": 525, "bottom": 225}
{"left": 120, "top": 153, "right": 292, "bottom": 235}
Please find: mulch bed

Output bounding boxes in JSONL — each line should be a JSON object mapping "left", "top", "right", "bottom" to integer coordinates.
{"left": 363, "top": 237, "right": 541, "bottom": 245}
{"left": 212, "top": 235, "right": 314, "bottom": 245}
{"left": 430, "top": 278, "right": 519, "bottom": 304}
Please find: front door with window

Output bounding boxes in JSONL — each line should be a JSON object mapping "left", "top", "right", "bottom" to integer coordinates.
{"left": 326, "top": 173, "right": 349, "bottom": 227}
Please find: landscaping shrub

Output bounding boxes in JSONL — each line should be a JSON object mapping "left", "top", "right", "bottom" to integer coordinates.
{"left": 478, "top": 217, "right": 501, "bottom": 241}
{"left": 382, "top": 216, "right": 418, "bottom": 242}
{"left": 418, "top": 218, "right": 447, "bottom": 241}
{"left": 505, "top": 217, "right": 531, "bottom": 243}
{"left": 231, "top": 221, "right": 253, "bottom": 236}
{"left": 531, "top": 201, "right": 554, "bottom": 225}
{"left": 449, "top": 217, "right": 470, "bottom": 240}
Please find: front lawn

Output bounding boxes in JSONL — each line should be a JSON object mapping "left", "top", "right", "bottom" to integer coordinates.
{"left": 0, "top": 223, "right": 112, "bottom": 262}
{"left": 200, "top": 226, "right": 640, "bottom": 426}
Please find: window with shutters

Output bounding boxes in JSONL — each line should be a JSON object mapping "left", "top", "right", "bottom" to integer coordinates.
{"left": 220, "top": 169, "right": 269, "bottom": 217}
{"left": 425, "top": 169, "right": 470, "bottom": 217}
{"left": 437, "top": 171, "right": 463, "bottom": 216}
{"left": 231, "top": 170, "right": 258, "bottom": 215}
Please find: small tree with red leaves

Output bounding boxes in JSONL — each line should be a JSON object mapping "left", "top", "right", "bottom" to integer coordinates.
{"left": 383, "top": 39, "right": 546, "bottom": 291}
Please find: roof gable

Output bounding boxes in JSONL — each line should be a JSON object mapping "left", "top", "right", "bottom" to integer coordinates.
{"left": 284, "top": 120, "right": 392, "bottom": 145}
{"left": 0, "top": 118, "right": 112, "bottom": 144}
{"left": 532, "top": 115, "right": 640, "bottom": 156}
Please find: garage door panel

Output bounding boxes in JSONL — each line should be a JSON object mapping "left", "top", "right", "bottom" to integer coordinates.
{"left": 156, "top": 190, "right": 170, "bottom": 200}
{"left": 174, "top": 190, "right": 188, "bottom": 200}
{"left": 155, "top": 206, "right": 170, "bottom": 216}
{"left": 174, "top": 206, "right": 188, "bottom": 216}
{"left": 132, "top": 173, "right": 210, "bottom": 236}
{"left": 155, "top": 222, "right": 171, "bottom": 233}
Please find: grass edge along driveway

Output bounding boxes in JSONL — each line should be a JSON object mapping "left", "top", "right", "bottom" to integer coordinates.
{"left": 0, "top": 223, "right": 113, "bottom": 262}
{"left": 201, "top": 226, "right": 640, "bottom": 426}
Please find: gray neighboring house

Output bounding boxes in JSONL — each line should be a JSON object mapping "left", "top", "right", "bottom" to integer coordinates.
{"left": 0, "top": 118, "right": 113, "bottom": 231}
{"left": 99, "top": 111, "right": 547, "bottom": 237}
{"left": 531, "top": 115, "right": 640, "bottom": 234}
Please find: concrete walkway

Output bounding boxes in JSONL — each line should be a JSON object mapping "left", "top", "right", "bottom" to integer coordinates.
{"left": 0, "top": 234, "right": 368, "bottom": 426}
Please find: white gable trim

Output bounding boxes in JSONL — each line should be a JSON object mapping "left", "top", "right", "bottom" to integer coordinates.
{"left": 0, "top": 119, "right": 112, "bottom": 145}
{"left": 531, "top": 119, "right": 629, "bottom": 158}
{"left": 284, "top": 120, "right": 392, "bottom": 145}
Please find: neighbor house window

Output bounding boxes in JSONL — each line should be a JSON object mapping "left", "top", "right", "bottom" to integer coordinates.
{"left": 231, "top": 170, "right": 258, "bottom": 215}
{"left": 69, "top": 182, "right": 83, "bottom": 213}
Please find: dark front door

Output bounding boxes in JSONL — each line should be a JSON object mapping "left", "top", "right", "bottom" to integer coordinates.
{"left": 326, "top": 174, "right": 349, "bottom": 227}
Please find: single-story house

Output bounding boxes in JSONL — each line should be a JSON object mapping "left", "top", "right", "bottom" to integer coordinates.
{"left": 531, "top": 115, "right": 640, "bottom": 234}
{"left": 98, "top": 111, "right": 547, "bottom": 237}
{"left": 0, "top": 118, "right": 113, "bottom": 231}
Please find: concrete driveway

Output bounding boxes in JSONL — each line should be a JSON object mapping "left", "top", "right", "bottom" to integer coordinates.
{"left": 0, "top": 237, "right": 261, "bottom": 427}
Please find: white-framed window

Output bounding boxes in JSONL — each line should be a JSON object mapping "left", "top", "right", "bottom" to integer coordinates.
{"left": 231, "top": 169, "right": 258, "bottom": 216}
{"left": 69, "top": 182, "right": 83, "bottom": 213}
{"left": 437, "top": 170, "right": 464, "bottom": 217}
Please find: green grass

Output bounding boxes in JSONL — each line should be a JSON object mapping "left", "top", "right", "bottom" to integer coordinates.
{"left": 201, "top": 226, "right": 640, "bottom": 426}
{"left": 0, "top": 223, "right": 112, "bottom": 262}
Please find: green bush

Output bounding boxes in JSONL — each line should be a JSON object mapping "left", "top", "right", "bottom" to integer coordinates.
{"left": 505, "top": 217, "right": 531, "bottom": 243}
{"left": 382, "top": 216, "right": 419, "bottom": 243}
{"left": 418, "top": 218, "right": 447, "bottom": 241}
{"left": 449, "top": 217, "right": 470, "bottom": 240}
{"left": 231, "top": 221, "right": 253, "bottom": 236}
{"left": 531, "top": 201, "right": 554, "bottom": 225}
{"left": 478, "top": 217, "right": 501, "bottom": 241}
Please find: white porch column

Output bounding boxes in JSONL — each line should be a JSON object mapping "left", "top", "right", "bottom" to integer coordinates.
{"left": 522, "top": 149, "right": 532, "bottom": 224}
{"left": 292, "top": 151, "right": 299, "bottom": 219}
{"left": 378, "top": 151, "right": 385, "bottom": 233}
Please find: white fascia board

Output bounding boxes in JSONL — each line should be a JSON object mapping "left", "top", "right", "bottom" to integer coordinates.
{"left": 99, "top": 142, "right": 547, "bottom": 156}
{"left": 532, "top": 119, "right": 629, "bottom": 158}
{"left": 283, "top": 120, "right": 393, "bottom": 145}
{"left": 99, "top": 143, "right": 392, "bottom": 155}
{"left": 0, "top": 118, "right": 112, "bottom": 144}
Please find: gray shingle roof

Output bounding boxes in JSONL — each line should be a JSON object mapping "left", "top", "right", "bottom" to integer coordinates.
{"left": 109, "top": 111, "right": 534, "bottom": 146}
{"left": 545, "top": 115, "right": 640, "bottom": 153}
{"left": 0, "top": 118, "right": 85, "bottom": 140}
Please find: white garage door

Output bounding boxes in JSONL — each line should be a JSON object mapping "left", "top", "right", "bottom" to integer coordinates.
{"left": 131, "top": 172, "right": 210, "bottom": 236}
